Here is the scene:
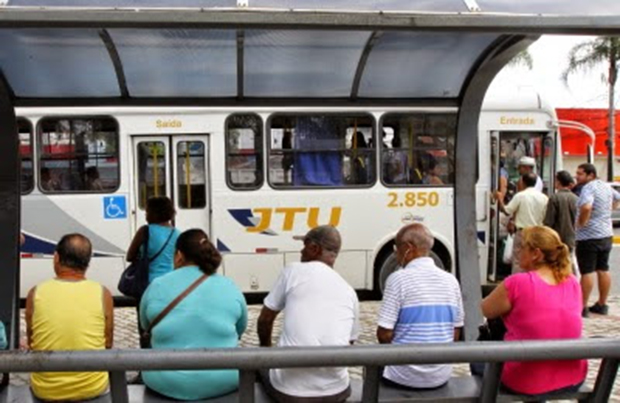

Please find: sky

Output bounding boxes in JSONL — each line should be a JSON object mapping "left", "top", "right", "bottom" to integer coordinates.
{"left": 490, "top": 35, "right": 611, "bottom": 109}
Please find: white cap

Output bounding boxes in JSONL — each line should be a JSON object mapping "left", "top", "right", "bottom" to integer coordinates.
{"left": 518, "top": 156, "right": 536, "bottom": 167}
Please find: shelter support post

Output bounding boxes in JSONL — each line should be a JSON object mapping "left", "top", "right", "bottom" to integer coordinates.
{"left": 0, "top": 69, "right": 19, "bottom": 384}
{"left": 455, "top": 35, "right": 538, "bottom": 341}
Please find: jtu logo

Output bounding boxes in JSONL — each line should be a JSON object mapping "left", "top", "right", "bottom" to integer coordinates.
{"left": 228, "top": 207, "right": 342, "bottom": 235}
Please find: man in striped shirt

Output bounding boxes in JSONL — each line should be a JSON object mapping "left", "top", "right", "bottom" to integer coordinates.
{"left": 377, "top": 223, "right": 464, "bottom": 389}
{"left": 575, "top": 163, "right": 620, "bottom": 317}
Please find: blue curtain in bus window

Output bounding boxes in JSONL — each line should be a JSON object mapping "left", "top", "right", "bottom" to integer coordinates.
{"left": 293, "top": 117, "right": 343, "bottom": 186}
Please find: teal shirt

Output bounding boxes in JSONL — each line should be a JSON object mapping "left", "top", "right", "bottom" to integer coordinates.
{"left": 144, "top": 224, "right": 180, "bottom": 283}
{"left": 0, "top": 322, "right": 6, "bottom": 349}
{"left": 140, "top": 266, "right": 248, "bottom": 401}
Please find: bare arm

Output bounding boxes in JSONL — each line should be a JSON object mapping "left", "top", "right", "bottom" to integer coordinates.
{"left": 376, "top": 326, "right": 394, "bottom": 344}
{"left": 126, "top": 226, "right": 147, "bottom": 262}
{"left": 577, "top": 204, "right": 593, "bottom": 228}
{"left": 25, "top": 287, "right": 36, "bottom": 349}
{"left": 102, "top": 287, "right": 114, "bottom": 349}
{"left": 257, "top": 306, "right": 279, "bottom": 347}
{"left": 498, "top": 177, "right": 508, "bottom": 202}
{"left": 481, "top": 282, "right": 512, "bottom": 319}
{"left": 494, "top": 191, "right": 509, "bottom": 215}
{"left": 454, "top": 327, "right": 462, "bottom": 342}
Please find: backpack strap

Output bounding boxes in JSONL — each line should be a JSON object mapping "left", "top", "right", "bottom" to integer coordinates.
{"left": 148, "top": 228, "right": 175, "bottom": 263}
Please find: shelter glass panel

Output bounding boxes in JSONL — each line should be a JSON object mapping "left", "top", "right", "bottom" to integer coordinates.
{"left": 19, "top": 119, "right": 34, "bottom": 195}
{"left": 269, "top": 114, "right": 375, "bottom": 188}
{"left": 226, "top": 115, "right": 264, "bottom": 190}
{"left": 244, "top": 30, "right": 371, "bottom": 97}
{"left": 38, "top": 118, "right": 120, "bottom": 193}
{"left": 8, "top": 0, "right": 236, "bottom": 6}
{"left": 177, "top": 141, "right": 207, "bottom": 209}
{"left": 477, "top": 0, "right": 620, "bottom": 15}
{"left": 359, "top": 32, "right": 497, "bottom": 98}
{"left": 250, "top": 0, "right": 467, "bottom": 11}
{"left": 110, "top": 29, "right": 237, "bottom": 97}
{"left": 137, "top": 141, "right": 167, "bottom": 209}
{"left": 0, "top": 29, "right": 120, "bottom": 98}
{"left": 381, "top": 113, "right": 456, "bottom": 186}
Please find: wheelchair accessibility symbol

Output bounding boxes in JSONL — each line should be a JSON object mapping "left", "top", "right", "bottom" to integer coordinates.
{"left": 103, "top": 196, "right": 127, "bottom": 219}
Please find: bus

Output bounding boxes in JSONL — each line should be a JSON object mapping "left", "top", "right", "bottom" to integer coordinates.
{"left": 16, "top": 86, "right": 561, "bottom": 298}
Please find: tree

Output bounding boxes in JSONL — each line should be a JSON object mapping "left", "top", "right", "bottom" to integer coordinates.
{"left": 508, "top": 50, "right": 534, "bottom": 70}
{"left": 562, "top": 37, "right": 620, "bottom": 182}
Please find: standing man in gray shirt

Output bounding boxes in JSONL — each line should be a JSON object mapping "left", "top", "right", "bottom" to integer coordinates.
{"left": 544, "top": 170, "right": 578, "bottom": 252}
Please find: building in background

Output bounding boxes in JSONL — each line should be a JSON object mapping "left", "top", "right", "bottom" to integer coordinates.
{"left": 558, "top": 108, "right": 620, "bottom": 181}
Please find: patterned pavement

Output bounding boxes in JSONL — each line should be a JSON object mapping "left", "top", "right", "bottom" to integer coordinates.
{"left": 10, "top": 295, "right": 620, "bottom": 401}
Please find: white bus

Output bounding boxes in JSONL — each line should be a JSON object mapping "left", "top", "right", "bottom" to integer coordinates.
{"left": 16, "top": 87, "right": 561, "bottom": 298}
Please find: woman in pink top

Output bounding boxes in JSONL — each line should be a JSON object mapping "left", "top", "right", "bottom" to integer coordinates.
{"left": 481, "top": 226, "right": 587, "bottom": 397}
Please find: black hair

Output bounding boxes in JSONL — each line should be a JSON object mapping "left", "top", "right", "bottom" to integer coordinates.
{"left": 55, "top": 233, "right": 92, "bottom": 271}
{"left": 578, "top": 163, "right": 597, "bottom": 178}
{"left": 146, "top": 196, "right": 175, "bottom": 224}
{"left": 176, "top": 229, "right": 222, "bottom": 275}
{"left": 353, "top": 131, "right": 368, "bottom": 148}
{"left": 556, "top": 170, "right": 575, "bottom": 187}
{"left": 86, "top": 166, "right": 99, "bottom": 179}
{"left": 522, "top": 172, "right": 537, "bottom": 188}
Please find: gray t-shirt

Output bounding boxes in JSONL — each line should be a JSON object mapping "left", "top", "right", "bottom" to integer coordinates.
{"left": 543, "top": 189, "right": 578, "bottom": 249}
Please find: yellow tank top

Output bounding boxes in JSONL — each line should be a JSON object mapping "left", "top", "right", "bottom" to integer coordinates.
{"left": 31, "top": 278, "right": 109, "bottom": 401}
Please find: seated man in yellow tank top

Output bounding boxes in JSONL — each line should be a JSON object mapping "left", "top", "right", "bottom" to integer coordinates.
{"left": 25, "top": 233, "right": 114, "bottom": 402}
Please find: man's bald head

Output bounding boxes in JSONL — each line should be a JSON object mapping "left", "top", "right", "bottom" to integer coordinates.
{"left": 397, "top": 223, "right": 434, "bottom": 254}
{"left": 55, "top": 234, "right": 92, "bottom": 271}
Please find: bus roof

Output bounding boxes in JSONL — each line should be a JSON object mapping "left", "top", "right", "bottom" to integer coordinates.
{"left": 482, "top": 85, "right": 554, "bottom": 114}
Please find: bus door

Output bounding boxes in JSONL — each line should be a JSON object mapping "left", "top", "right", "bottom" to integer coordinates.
{"left": 487, "top": 131, "right": 556, "bottom": 282}
{"left": 132, "top": 136, "right": 210, "bottom": 235}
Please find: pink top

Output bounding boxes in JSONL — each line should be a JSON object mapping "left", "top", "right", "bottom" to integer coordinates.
{"left": 502, "top": 272, "right": 587, "bottom": 395}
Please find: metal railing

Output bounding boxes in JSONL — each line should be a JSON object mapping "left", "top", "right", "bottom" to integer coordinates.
{"left": 0, "top": 339, "right": 619, "bottom": 403}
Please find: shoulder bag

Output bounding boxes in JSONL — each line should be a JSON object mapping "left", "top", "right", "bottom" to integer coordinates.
{"left": 118, "top": 226, "right": 175, "bottom": 299}
{"left": 141, "top": 274, "right": 208, "bottom": 344}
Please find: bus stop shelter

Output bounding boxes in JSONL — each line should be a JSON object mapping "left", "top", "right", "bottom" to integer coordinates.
{"left": 1, "top": 0, "right": 620, "bottom": 347}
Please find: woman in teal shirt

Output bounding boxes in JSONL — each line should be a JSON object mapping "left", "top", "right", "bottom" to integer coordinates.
{"left": 140, "top": 229, "right": 248, "bottom": 400}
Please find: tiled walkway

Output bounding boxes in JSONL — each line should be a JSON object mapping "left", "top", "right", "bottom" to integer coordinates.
{"left": 10, "top": 296, "right": 620, "bottom": 401}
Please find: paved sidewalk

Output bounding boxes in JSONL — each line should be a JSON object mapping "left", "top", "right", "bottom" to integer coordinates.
{"left": 10, "top": 296, "right": 620, "bottom": 401}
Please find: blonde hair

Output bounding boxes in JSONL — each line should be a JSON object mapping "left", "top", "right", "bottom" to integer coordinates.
{"left": 521, "top": 226, "right": 572, "bottom": 283}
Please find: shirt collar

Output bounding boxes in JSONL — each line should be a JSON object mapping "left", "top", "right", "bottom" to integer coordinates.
{"left": 404, "top": 256, "right": 436, "bottom": 270}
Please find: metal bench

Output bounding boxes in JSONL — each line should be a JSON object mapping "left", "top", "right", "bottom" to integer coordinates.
{"left": 0, "top": 339, "right": 617, "bottom": 402}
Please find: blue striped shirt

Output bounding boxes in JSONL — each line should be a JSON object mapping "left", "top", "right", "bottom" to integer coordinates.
{"left": 378, "top": 257, "right": 464, "bottom": 388}
{"left": 576, "top": 179, "right": 620, "bottom": 241}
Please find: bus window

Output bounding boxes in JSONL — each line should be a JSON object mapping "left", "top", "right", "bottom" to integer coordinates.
{"left": 137, "top": 141, "right": 167, "bottom": 209}
{"left": 381, "top": 113, "right": 456, "bottom": 186}
{"left": 225, "top": 114, "right": 263, "bottom": 190}
{"left": 19, "top": 119, "right": 33, "bottom": 194}
{"left": 38, "top": 118, "right": 119, "bottom": 194}
{"left": 269, "top": 114, "right": 375, "bottom": 188}
{"left": 177, "top": 141, "right": 206, "bottom": 209}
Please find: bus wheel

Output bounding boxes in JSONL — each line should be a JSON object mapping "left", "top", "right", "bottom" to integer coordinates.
{"left": 378, "top": 250, "right": 446, "bottom": 294}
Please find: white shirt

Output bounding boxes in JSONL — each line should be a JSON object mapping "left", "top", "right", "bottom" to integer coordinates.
{"left": 378, "top": 257, "right": 464, "bottom": 388}
{"left": 504, "top": 187, "right": 548, "bottom": 229}
{"left": 534, "top": 175, "right": 544, "bottom": 192}
{"left": 264, "top": 261, "right": 360, "bottom": 397}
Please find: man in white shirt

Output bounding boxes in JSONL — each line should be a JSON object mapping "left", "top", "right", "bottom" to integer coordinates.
{"left": 257, "top": 225, "right": 360, "bottom": 402}
{"left": 496, "top": 172, "right": 548, "bottom": 272}
{"left": 377, "top": 223, "right": 464, "bottom": 389}
{"left": 517, "top": 156, "right": 544, "bottom": 192}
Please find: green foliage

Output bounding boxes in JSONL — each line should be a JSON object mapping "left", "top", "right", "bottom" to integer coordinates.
{"left": 508, "top": 50, "right": 534, "bottom": 70}
{"left": 562, "top": 37, "right": 620, "bottom": 86}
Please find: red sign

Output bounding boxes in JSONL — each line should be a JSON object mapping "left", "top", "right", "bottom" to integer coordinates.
{"left": 557, "top": 108, "right": 620, "bottom": 157}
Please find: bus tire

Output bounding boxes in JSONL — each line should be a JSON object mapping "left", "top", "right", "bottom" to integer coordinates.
{"left": 377, "top": 249, "right": 447, "bottom": 294}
